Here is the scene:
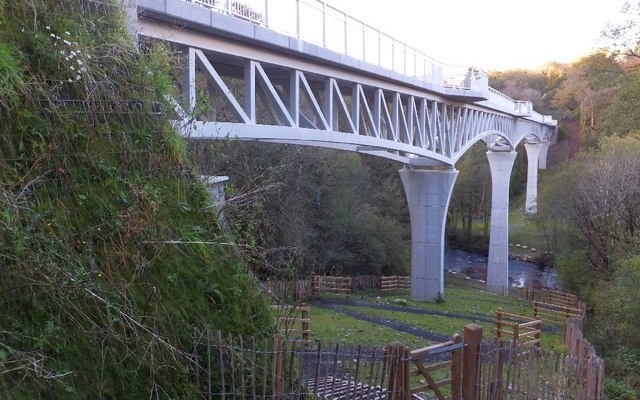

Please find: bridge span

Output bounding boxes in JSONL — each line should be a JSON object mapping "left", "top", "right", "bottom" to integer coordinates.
{"left": 128, "top": 0, "right": 557, "bottom": 301}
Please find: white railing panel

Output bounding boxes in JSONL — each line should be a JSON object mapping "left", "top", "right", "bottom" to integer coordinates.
{"left": 345, "top": 16, "right": 364, "bottom": 60}
{"left": 262, "top": 0, "right": 297, "bottom": 35}
{"left": 298, "top": 1, "right": 324, "bottom": 46}
{"left": 325, "top": 6, "right": 347, "bottom": 53}
{"left": 363, "top": 26, "right": 380, "bottom": 65}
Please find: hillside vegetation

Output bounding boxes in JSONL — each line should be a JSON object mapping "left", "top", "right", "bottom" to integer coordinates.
{"left": 0, "top": 1, "right": 272, "bottom": 398}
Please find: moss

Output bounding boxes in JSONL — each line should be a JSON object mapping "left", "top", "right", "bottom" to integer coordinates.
{"left": 0, "top": 0, "right": 272, "bottom": 398}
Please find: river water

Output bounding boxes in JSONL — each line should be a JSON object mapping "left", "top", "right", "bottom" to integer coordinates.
{"left": 444, "top": 248, "right": 557, "bottom": 289}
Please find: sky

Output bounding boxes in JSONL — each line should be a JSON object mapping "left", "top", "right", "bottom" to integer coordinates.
{"left": 325, "top": 0, "right": 628, "bottom": 71}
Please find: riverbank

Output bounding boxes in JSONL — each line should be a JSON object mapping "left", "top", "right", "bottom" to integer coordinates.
{"left": 444, "top": 247, "right": 557, "bottom": 288}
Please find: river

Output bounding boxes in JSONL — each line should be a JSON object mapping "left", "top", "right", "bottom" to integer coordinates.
{"left": 444, "top": 247, "right": 557, "bottom": 288}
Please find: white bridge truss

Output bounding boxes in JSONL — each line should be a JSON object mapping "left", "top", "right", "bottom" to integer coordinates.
{"left": 175, "top": 47, "right": 555, "bottom": 167}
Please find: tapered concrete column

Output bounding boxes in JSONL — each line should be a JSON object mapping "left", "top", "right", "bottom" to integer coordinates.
{"left": 524, "top": 143, "right": 542, "bottom": 214}
{"left": 538, "top": 141, "right": 550, "bottom": 170}
{"left": 486, "top": 151, "right": 517, "bottom": 294}
{"left": 400, "top": 167, "right": 458, "bottom": 302}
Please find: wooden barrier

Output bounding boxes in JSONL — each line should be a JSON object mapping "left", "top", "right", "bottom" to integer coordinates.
{"left": 564, "top": 317, "right": 605, "bottom": 399}
{"left": 533, "top": 300, "right": 583, "bottom": 326}
{"left": 312, "top": 275, "right": 352, "bottom": 295}
{"left": 380, "top": 276, "right": 411, "bottom": 293}
{"left": 263, "top": 279, "right": 313, "bottom": 301}
{"left": 495, "top": 308, "right": 542, "bottom": 347}
{"left": 382, "top": 324, "right": 479, "bottom": 400}
{"left": 271, "top": 303, "right": 311, "bottom": 342}
{"left": 195, "top": 321, "right": 605, "bottom": 400}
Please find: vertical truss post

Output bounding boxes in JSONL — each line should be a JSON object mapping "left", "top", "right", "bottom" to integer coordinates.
{"left": 244, "top": 60, "right": 256, "bottom": 123}
{"left": 183, "top": 48, "right": 196, "bottom": 113}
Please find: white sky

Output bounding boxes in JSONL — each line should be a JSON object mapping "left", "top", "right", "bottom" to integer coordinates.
{"left": 327, "top": 0, "right": 627, "bottom": 71}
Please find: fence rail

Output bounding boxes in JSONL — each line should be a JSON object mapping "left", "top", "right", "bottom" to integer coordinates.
{"left": 533, "top": 300, "right": 583, "bottom": 326}
{"left": 272, "top": 303, "right": 312, "bottom": 342}
{"left": 312, "top": 275, "right": 353, "bottom": 295}
{"left": 495, "top": 308, "right": 541, "bottom": 347}
{"left": 380, "top": 276, "right": 411, "bottom": 293}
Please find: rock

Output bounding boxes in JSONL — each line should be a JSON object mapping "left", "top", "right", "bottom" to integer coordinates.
{"left": 392, "top": 298, "right": 407, "bottom": 306}
{"left": 522, "top": 245, "right": 528, "bottom": 249}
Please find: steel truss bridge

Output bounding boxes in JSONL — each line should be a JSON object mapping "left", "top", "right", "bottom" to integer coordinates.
{"left": 129, "top": 0, "right": 558, "bottom": 300}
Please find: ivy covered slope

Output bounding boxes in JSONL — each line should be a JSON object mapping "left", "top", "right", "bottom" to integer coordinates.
{"left": 0, "top": 0, "right": 272, "bottom": 398}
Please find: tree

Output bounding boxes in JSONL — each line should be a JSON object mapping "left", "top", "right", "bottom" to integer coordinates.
{"left": 194, "top": 141, "right": 410, "bottom": 278}
{"left": 540, "top": 134, "right": 640, "bottom": 284}
{"left": 551, "top": 52, "right": 622, "bottom": 138}
{"left": 605, "top": 69, "right": 640, "bottom": 135}
{"left": 601, "top": 1, "right": 640, "bottom": 58}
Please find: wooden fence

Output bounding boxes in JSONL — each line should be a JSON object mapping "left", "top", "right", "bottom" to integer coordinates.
{"left": 380, "top": 276, "right": 411, "bottom": 293}
{"left": 476, "top": 339, "right": 604, "bottom": 400}
{"left": 533, "top": 300, "right": 584, "bottom": 326}
{"left": 352, "top": 275, "right": 381, "bottom": 291}
{"left": 312, "top": 276, "right": 353, "bottom": 295}
{"left": 495, "top": 308, "right": 541, "bottom": 347}
{"left": 564, "top": 317, "right": 605, "bottom": 399}
{"left": 192, "top": 321, "right": 605, "bottom": 400}
{"left": 263, "top": 279, "right": 314, "bottom": 301}
{"left": 272, "top": 303, "right": 311, "bottom": 342}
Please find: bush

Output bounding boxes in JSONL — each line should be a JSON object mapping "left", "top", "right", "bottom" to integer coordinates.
{"left": 605, "top": 379, "right": 638, "bottom": 400}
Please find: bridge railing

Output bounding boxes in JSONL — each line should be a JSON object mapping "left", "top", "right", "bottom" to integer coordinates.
{"left": 181, "top": 0, "right": 557, "bottom": 126}
{"left": 182, "top": 0, "right": 483, "bottom": 88}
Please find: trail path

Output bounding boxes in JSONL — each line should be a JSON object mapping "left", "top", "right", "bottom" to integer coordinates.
{"left": 313, "top": 297, "right": 560, "bottom": 342}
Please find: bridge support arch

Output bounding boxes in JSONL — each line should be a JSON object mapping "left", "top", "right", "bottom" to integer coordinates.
{"left": 486, "top": 150, "right": 517, "bottom": 294}
{"left": 524, "top": 143, "right": 542, "bottom": 214}
{"left": 400, "top": 167, "right": 458, "bottom": 301}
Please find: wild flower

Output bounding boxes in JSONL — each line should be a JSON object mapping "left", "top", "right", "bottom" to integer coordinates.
{"left": 39, "top": 26, "right": 89, "bottom": 82}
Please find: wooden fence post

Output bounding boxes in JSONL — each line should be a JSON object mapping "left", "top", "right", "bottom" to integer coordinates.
{"left": 451, "top": 334, "right": 463, "bottom": 400}
{"left": 463, "top": 323, "right": 483, "bottom": 400}
{"left": 272, "top": 334, "right": 283, "bottom": 400}
{"left": 301, "top": 303, "right": 310, "bottom": 342}
{"left": 496, "top": 308, "right": 503, "bottom": 339}
{"left": 402, "top": 345, "right": 411, "bottom": 400}
{"left": 386, "top": 343, "right": 400, "bottom": 400}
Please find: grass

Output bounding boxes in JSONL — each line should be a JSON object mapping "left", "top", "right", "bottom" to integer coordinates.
{"left": 310, "top": 307, "right": 429, "bottom": 347}
{"left": 305, "top": 284, "right": 564, "bottom": 351}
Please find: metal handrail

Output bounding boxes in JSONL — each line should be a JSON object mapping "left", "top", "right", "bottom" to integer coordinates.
{"left": 183, "top": 0, "right": 475, "bottom": 88}
{"left": 181, "top": 0, "right": 556, "bottom": 125}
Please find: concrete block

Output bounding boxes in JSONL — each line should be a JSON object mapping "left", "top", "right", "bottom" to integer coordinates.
{"left": 254, "top": 27, "right": 289, "bottom": 48}
{"left": 167, "top": 1, "right": 210, "bottom": 26}
{"left": 211, "top": 13, "right": 254, "bottom": 37}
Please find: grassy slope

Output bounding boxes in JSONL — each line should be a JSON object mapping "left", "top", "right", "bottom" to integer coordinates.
{"left": 0, "top": 1, "right": 272, "bottom": 398}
